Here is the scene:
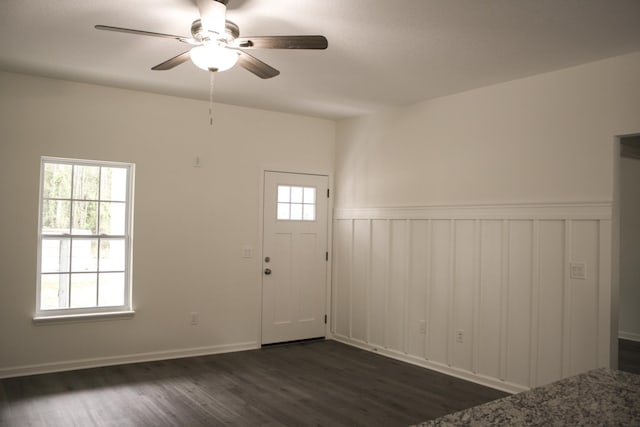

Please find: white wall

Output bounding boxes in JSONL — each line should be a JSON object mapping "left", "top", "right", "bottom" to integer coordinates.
{"left": 619, "top": 145, "right": 640, "bottom": 341}
{"left": 0, "top": 71, "right": 335, "bottom": 377}
{"left": 335, "top": 53, "right": 640, "bottom": 208}
{"left": 332, "top": 52, "right": 640, "bottom": 391}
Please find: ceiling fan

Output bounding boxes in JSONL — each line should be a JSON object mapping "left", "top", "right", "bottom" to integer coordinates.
{"left": 95, "top": 0, "right": 328, "bottom": 79}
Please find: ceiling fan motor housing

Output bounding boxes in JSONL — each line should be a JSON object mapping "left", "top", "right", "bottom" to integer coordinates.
{"left": 190, "top": 19, "right": 239, "bottom": 43}
{"left": 197, "top": 0, "right": 227, "bottom": 38}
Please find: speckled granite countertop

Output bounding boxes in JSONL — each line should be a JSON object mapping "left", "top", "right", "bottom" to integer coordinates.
{"left": 412, "top": 368, "right": 640, "bottom": 426}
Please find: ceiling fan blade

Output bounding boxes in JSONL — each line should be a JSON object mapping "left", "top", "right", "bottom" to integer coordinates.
{"left": 95, "top": 25, "right": 193, "bottom": 44}
{"left": 236, "top": 51, "right": 280, "bottom": 79}
{"left": 151, "top": 51, "right": 192, "bottom": 71}
{"left": 234, "top": 35, "right": 328, "bottom": 50}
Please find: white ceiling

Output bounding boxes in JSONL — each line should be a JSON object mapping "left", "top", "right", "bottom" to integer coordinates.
{"left": 1, "top": 0, "right": 639, "bottom": 120}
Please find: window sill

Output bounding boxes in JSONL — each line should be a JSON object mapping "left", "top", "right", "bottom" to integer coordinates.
{"left": 33, "top": 310, "right": 135, "bottom": 325}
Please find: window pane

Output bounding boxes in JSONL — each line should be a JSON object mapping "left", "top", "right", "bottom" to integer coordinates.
{"left": 41, "top": 238, "right": 70, "bottom": 273}
{"left": 73, "top": 165, "right": 100, "bottom": 200}
{"left": 43, "top": 163, "right": 72, "bottom": 199}
{"left": 303, "top": 187, "right": 316, "bottom": 204}
{"left": 290, "top": 203, "right": 303, "bottom": 220}
{"left": 99, "top": 202, "right": 125, "bottom": 235}
{"left": 40, "top": 274, "right": 69, "bottom": 310}
{"left": 38, "top": 158, "right": 134, "bottom": 316}
{"left": 303, "top": 204, "right": 316, "bottom": 221}
{"left": 42, "top": 200, "right": 71, "bottom": 234}
{"left": 277, "top": 203, "right": 290, "bottom": 220}
{"left": 71, "top": 239, "right": 98, "bottom": 272}
{"left": 72, "top": 201, "right": 98, "bottom": 235}
{"left": 70, "top": 273, "right": 97, "bottom": 308}
{"left": 277, "top": 185, "right": 290, "bottom": 203}
{"left": 291, "top": 186, "right": 303, "bottom": 203}
{"left": 100, "top": 167, "right": 127, "bottom": 202}
{"left": 98, "top": 273, "right": 125, "bottom": 307}
{"left": 99, "top": 239, "right": 125, "bottom": 271}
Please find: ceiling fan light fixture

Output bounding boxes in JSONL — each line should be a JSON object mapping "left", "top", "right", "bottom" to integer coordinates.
{"left": 190, "top": 44, "right": 238, "bottom": 72}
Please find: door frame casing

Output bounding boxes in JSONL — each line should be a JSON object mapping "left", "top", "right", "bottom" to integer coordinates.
{"left": 611, "top": 136, "right": 621, "bottom": 369}
{"left": 611, "top": 132, "right": 640, "bottom": 368}
{"left": 257, "top": 167, "right": 334, "bottom": 346}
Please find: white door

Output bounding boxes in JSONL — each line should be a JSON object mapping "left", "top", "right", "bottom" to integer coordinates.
{"left": 262, "top": 171, "right": 329, "bottom": 344}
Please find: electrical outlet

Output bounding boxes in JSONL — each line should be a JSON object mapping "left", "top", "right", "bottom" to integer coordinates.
{"left": 190, "top": 312, "right": 199, "bottom": 326}
{"left": 456, "top": 329, "right": 464, "bottom": 344}
{"left": 419, "top": 320, "right": 427, "bottom": 334}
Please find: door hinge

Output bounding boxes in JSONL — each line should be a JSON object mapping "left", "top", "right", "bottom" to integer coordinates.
{"left": 324, "top": 314, "right": 327, "bottom": 324}
{"left": 325, "top": 251, "right": 329, "bottom": 261}
{"left": 327, "top": 188, "right": 330, "bottom": 198}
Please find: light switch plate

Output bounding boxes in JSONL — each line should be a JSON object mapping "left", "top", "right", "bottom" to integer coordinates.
{"left": 242, "top": 245, "right": 253, "bottom": 258}
{"left": 570, "top": 262, "right": 587, "bottom": 280}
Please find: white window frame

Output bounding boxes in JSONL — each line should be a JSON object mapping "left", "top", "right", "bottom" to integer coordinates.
{"left": 34, "top": 157, "right": 135, "bottom": 322}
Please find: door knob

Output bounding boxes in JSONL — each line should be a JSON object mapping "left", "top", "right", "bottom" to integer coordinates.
{"left": 264, "top": 268, "right": 272, "bottom": 275}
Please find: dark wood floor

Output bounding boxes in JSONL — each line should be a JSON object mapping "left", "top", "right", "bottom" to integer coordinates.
{"left": 0, "top": 340, "right": 507, "bottom": 427}
{"left": 619, "top": 338, "right": 640, "bottom": 375}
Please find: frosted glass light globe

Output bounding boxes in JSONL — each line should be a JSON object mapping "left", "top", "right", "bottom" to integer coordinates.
{"left": 190, "top": 44, "right": 238, "bottom": 72}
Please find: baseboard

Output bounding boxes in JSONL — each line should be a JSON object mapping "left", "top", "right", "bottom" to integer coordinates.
{"left": 330, "top": 334, "right": 527, "bottom": 394}
{"left": 619, "top": 331, "right": 640, "bottom": 342}
{"left": 0, "top": 341, "right": 259, "bottom": 379}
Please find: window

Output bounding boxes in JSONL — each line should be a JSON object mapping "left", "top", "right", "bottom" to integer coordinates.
{"left": 36, "top": 157, "right": 134, "bottom": 319}
{"left": 277, "top": 185, "right": 316, "bottom": 221}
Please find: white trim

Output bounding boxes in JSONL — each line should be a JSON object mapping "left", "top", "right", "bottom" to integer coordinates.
{"left": 325, "top": 173, "right": 334, "bottom": 338}
{"left": 447, "top": 219, "right": 455, "bottom": 367}
{"left": 561, "top": 220, "right": 572, "bottom": 377}
{"left": 529, "top": 220, "right": 540, "bottom": 386}
{"left": 472, "top": 219, "right": 481, "bottom": 375}
{"left": 611, "top": 137, "right": 622, "bottom": 370}
{"left": 33, "top": 310, "right": 135, "bottom": 325}
{"left": 612, "top": 133, "right": 640, "bottom": 369}
{"left": 598, "top": 220, "right": 612, "bottom": 367}
{"left": 619, "top": 331, "right": 640, "bottom": 342}
{"left": 499, "top": 219, "right": 509, "bottom": 381}
{"left": 330, "top": 335, "right": 526, "bottom": 394}
{"left": 349, "top": 218, "right": 354, "bottom": 339}
{"left": 36, "top": 157, "right": 135, "bottom": 319}
{"left": 0, "top": 341, "right": 259, "bottom": 379}
{"left": 334, "top": 202, "right": 612, "bottom": 221}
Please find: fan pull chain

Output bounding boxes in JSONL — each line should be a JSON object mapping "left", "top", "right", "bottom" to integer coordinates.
{"left": 209, "top": 71, "right": 216, "bottom": 126}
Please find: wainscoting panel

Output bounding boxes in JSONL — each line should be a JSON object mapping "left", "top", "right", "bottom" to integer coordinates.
{"left": 351, "top": 219, "right": 369, "bottom": 343}
{"left": 370, "top": 219, "right": 389, "bottom": 348}
{"left": 536, "top": 220, "right": 565, "bottom": 386}
{"left": 407, "top": 220, "right": 428, "bottom": 358}
{"left": 477, "top": 220, "right": 503, "bottom": 381}
{"left": 428, "top": 220, "right": 452, "bottom": 365}
{"left": 568, "top": 220, "right": 600, "bottom": 376}
{"left": 333, "top": 219, "right": 351, "bottom": 338}
{"left": 331, "top": 203, "right": 611, "bottom": 391}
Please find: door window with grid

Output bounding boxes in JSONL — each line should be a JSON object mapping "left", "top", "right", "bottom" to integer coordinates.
{"left": 276, "top": 185, "right": 316, "bottom": 221}
{"left": 36, "top": 157, "right": 134, "bottom": 318}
